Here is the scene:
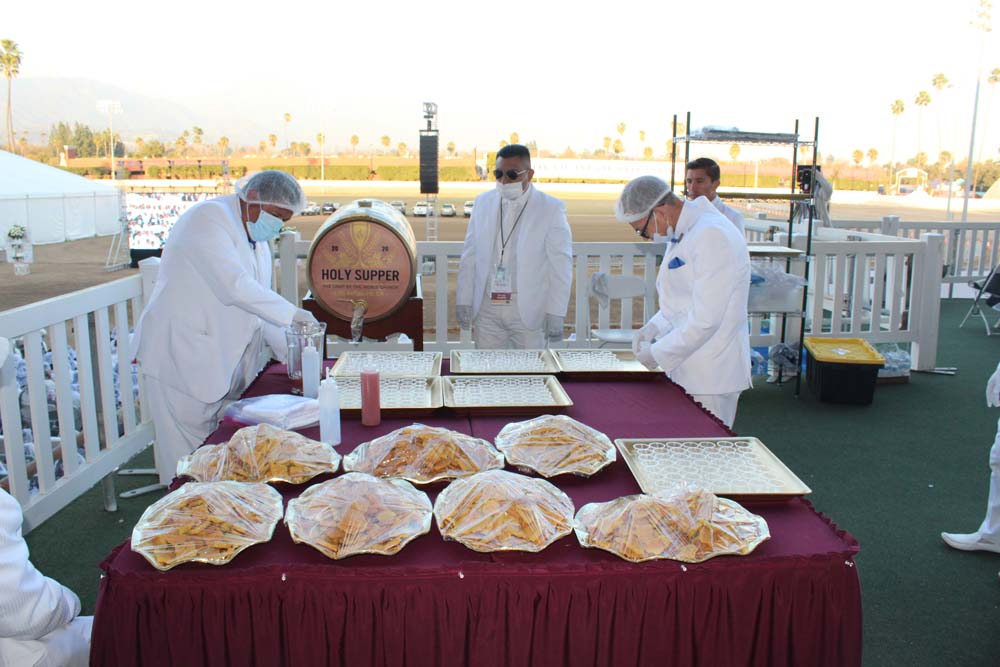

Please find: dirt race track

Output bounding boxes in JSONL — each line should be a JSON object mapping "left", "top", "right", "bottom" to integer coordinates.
{"left": 3, "top": 183, "right": 999, "bottom": 314}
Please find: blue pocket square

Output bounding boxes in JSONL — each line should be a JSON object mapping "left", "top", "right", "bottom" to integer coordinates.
{"left": 667, "top": 257, "right": 686, "bottom": 269}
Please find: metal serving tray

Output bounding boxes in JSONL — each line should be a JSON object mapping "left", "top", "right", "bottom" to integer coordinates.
{"left": 331, "top": 351, "right": 442, "bottom": 378}
{"left": 552, "top": 349, "right": 662, "bottom": 379}
{"left": 449, "top": 349, "right": 559, "bottom": 374}
{"left": 614, "top": 437, "right": 812, "bottom": 499}
{"left": 336, "top": 376, "right": 443, "bottom": 418}
{"left": 442, "top": 375, "right": 573, "bottom": 415}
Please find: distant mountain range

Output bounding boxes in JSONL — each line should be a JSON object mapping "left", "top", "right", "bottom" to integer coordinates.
{"left": 7, "top": 77, "right": 272, "bottom": 147}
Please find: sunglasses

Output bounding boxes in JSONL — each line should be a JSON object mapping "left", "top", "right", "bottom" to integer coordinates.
{"left": 494, "top": 168, "right": 529, "bottom": 181}
{"left": 633, "top": 209, "right": 655, "bottom": 239}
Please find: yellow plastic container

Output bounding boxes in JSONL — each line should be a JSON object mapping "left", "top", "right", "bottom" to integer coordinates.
{"left": 802, "top": 338, "right": 885, "bottom": 404}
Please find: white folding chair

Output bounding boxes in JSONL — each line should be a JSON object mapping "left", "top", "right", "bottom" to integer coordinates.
{"left": 587, "top": 273, "right": 648, "bottom": 348}
{"left": 960, "top": 264, "right": 1000, "bottom": 336}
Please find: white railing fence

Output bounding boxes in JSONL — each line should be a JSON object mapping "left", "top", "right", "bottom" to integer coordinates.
{"left": 0, "top": 279, "right": 153, "bottom": 533}
{"left": 275, "top": 231, "right": 943, "bottom": 367}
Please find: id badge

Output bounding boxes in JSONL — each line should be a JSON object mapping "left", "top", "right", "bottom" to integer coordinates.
{"left": 490, "top": 264, "right": 513, "bottom": 305}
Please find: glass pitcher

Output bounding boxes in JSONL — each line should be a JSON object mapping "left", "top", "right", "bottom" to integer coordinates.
{"left": 285, "top": 320, "right": 327, "bottom": 395}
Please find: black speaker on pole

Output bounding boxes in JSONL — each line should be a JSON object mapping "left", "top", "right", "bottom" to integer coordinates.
{"left": 419, "top": 132, "right": 439, "bottom": 194}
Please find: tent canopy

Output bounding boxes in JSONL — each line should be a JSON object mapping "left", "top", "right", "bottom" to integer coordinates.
{"left": 0, "top": 150, "right": 121, "bottom": 244}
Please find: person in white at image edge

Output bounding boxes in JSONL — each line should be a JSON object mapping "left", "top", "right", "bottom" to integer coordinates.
{"left": 684, "top": 157, "right": 745, "bottom": 236}
{"left": 456, "top": 144, "right": 573, "bottom": 349}
{"left": 616, "top": 175, "right": 752, "bottom": 428}
{"left": 941, "top": 361, "right": 1000, "bottom": 579}
{"left": 0, "top": 488, "right": 92, "bottom": 667}
{"left": 131, "top": 171, "right": 319, "bottom": 485}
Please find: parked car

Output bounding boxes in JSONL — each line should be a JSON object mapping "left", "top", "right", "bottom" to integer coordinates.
{"left": 321, "top": 202, "right": 339, "bottom": 214}
{"left": 303, "top": 202, "right": 322, "bottom": 216}
{"left": 463, "top": 201, "right": 474, "bottom": 217}
{"left": 412, "top": 202, "right": 431, "bottom": 216}
{"left": 390, "top": 201, "right": 406, "bottom": 214}
{"left": 440, "top": 203, "right": 457, "bottom": 217}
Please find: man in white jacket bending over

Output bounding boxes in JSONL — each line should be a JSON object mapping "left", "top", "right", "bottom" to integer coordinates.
{"left": 456, "top": 144, "right": 573, "bottom": 349}
{"left": 616, "top": 175, "right": 751, "bottom": 427}
{"left": 0, "top": 488, "right": 92, "bottom": 666}
{"left": 132, "top": 171, "right": 319, "bottom": 484}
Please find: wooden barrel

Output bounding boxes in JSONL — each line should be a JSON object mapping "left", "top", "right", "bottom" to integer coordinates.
{"left": 306, "top": 199, "right": 418, "bottom": 322}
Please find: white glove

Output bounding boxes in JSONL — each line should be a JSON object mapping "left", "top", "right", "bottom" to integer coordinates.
{"left": 544, "top": 314, "right": 564, "bottom": 343}
{"left": 636, "top": 341, "right": 658, "bottom": 370}
{"left": 456, "top": 305, "right": 473, "bottom": 330}
{"left": 292, "top": 308, "right": 319, "bottom": 326}
{"left": 988, "top": 362, "right": 1000, "bottom": 407}
{"left": 632, "top": 321, "right": 659, "bottom": 355}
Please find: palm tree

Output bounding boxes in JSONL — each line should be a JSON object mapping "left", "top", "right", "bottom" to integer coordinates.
{"left": 174, "top": 135, "right": 187, "bottom": 157}
{"left": 643, "top": 146, "right": 653, "bottom": 160}
{"left": 283, "top": 113, "right": 291, "bottom": 149}
{"left": 268, "top": 134, "right": 278, "bottom": 154}
{"left": 217, "top": 136, "right": 229, "bottom": 157}
{"left": 396, "top": 142, "right": 407, "bottom": 157}
{"left": 852, "top": 149, "right": 864, "bottom": 189}
{"left": 890, "top": 99, "right": 905, "bottom": 183}
{"left": 509, "top": 132, "right": 519, "bottom": 145}
{"left": 259, "top": 140, "right": 267, "bottom": 155}
{"left": 380, "top": 135, "right": 390, "bottom": 153}
{"left": 867, "top": 147, "right": 878, "bottom": 168}
{"left": 350, "top": 134, "right": 359, "bottom": 154}
{"left": 1, "top": 40, "right": 23, "bottom": 152}
{"left": 612, "top": 138, "right": 624, "bottom": 157}
{"left": 135, "top": 137, "right": 145, "bottom": 156}
{"left": 932, "top": 73, "right": 950, "bottom": 157}
{"left": 616, "top": 122, "right": 626, "bottom": 156}
{"left": 602, "top": 136, "right": 612, "bottom": 153}
{"left": 914, "top": 91, "right": 931, "bottom": 154}
{"left": 192, "top": 126, "right": 204, "bottom": 146}
{"left": 446, "top": 141, "right": 456, "bottom": 157}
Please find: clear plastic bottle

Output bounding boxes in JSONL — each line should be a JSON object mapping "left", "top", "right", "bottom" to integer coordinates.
{"left": 319, "top": 373, "right": 341, "bottom": 446}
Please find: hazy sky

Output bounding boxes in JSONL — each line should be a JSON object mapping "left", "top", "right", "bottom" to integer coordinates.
{"left": 6, "top": 0, "right": 1000, "bottom": 163}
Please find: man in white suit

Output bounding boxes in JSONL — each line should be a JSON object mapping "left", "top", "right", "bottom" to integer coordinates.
{"left": 685, "top": 157, "right": 745, "bottom": 236}
{"left": 133, "top": 171, "right": 318, "bottom": 484}
{"left": 0, "top": 488, "right": 92, "bottom": 667}
{"left": 456, "top": 144, "right": 573, "bottom": 349}
{"left": 616, "top": 175, "right": 751, "bottom": 427}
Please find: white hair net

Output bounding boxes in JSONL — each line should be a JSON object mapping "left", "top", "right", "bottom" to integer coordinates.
{"left": 615, "top": 175, "right": 671, "bottom": 223}
{"left": 235, "top": 170, "right": 308, "bottom": 216}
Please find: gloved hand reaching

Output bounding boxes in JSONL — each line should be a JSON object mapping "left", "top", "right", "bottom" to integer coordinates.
{"left": 636, "top": 341, "right": 658, "bottom": 370}
{"left": 456, "top": 305, "right": 473, "bottom": 330}
{"left": 632, "top": 321, "right": 659, "bottom": 355}
{"left": 987, "top": 361, "right": 1000, "bottom": 407}
{"left": 545, "top": 314, "right": 564, "bottom": 343}
{"left": 292, "top": 308, "right": 319, "bottom": 326}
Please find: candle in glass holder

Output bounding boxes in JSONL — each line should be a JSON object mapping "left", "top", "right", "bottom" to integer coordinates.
{"left": 361, "top": 367, "right": 381, "bottom": 426}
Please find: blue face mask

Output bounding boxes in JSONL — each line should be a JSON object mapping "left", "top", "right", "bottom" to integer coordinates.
{"left": 247, "top": 209, "right": 284, "bottom": 242}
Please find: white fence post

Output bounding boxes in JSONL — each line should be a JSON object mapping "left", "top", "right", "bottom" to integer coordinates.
{"left": 278, "top": 230, "right": 301, "bottom": 305}
{"left": 138, "top": 257, "right": 160, "bottom": 309}
{"left": 910, "top": 233, "right": 944, "bottom": 371}
{"left": 880, "top": 215, "right": 900, "bottom": 236}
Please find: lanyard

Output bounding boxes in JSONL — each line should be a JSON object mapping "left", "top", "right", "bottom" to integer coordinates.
{"left": 498, "top": 194, "right": 529, "bottom": 266}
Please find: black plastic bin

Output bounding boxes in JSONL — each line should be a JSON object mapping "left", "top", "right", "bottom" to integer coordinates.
{"left": 803, "top": 337, "right": 885, "bottom": 405}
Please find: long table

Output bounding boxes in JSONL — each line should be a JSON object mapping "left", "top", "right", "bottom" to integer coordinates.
{"left": 92, "top": 363, "right": 861, "bottom": 667}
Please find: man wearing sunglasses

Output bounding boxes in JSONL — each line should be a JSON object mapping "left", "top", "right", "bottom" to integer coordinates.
{"left": 456, "top": 144, "right": 572, "bottom": 349}
{"left": 615, "top": 175, "right": 751, "bottom": 427}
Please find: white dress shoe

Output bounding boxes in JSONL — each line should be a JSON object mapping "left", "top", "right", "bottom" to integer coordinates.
{"left": 941, "top": 531, "right": 1000, "bottom": 553}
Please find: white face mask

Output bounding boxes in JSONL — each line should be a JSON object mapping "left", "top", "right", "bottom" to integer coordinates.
{"left": 652, "top": 233, "right": 671, "bottom": 243}
{"left": 497, "top": 181, "right": 525, "bottom": 200}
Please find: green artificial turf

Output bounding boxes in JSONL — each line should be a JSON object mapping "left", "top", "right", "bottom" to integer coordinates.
{"left": 22, "top": 299, "right": 1000, "bottom": 665}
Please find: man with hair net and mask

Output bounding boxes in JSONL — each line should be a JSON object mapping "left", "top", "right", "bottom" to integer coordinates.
{"left": 942, "top": 362, "right": 1000, "bottom": 578}
{"left": 456, "top": 144, "right": 572, "bottom": 349}
{"left": 132, "top": 170, "right": 319, "bottom": 484}
{"left": 615, "top": 175, "right": 751, "bottom": 427}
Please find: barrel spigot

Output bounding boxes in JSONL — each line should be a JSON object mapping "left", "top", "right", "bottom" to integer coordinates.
{"left": 338, "top": 299, "right": 368, "bottom": 344}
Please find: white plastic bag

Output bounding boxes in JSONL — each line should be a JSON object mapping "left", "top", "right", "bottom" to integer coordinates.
{"left": 223, "top": 394, "right": 318, "bottom": 430}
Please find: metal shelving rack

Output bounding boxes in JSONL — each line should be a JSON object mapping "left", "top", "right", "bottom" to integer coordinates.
{"left": 670, "top": 112, "right": 820, "bottom": 395}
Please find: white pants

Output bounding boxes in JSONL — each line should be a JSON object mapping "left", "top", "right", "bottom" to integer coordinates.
{"left": 143, "top": 375, "right": 229, "bottom": 485}
{"left": 0, "top": 616, "right": 92, "bottom": 667}
{"left": 474, "top": 297, "right": 545, "bottom": 350}
{"left": 690, "top": 392, "right": 742, "bottom": 428}
{"left": 977, "top": 416, "right": 1000, "bottom": 541}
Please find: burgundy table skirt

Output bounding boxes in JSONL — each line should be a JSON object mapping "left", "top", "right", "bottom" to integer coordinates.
{"left": 92, "top": 363, "right": 861, "bottom": 667}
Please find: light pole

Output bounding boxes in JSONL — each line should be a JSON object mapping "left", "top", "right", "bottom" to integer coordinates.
{"left": 962, "top": 0, "right": 992, "bottom": 222}
{"left": 96, "top": 99, "right": 122, "bottom": 179}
